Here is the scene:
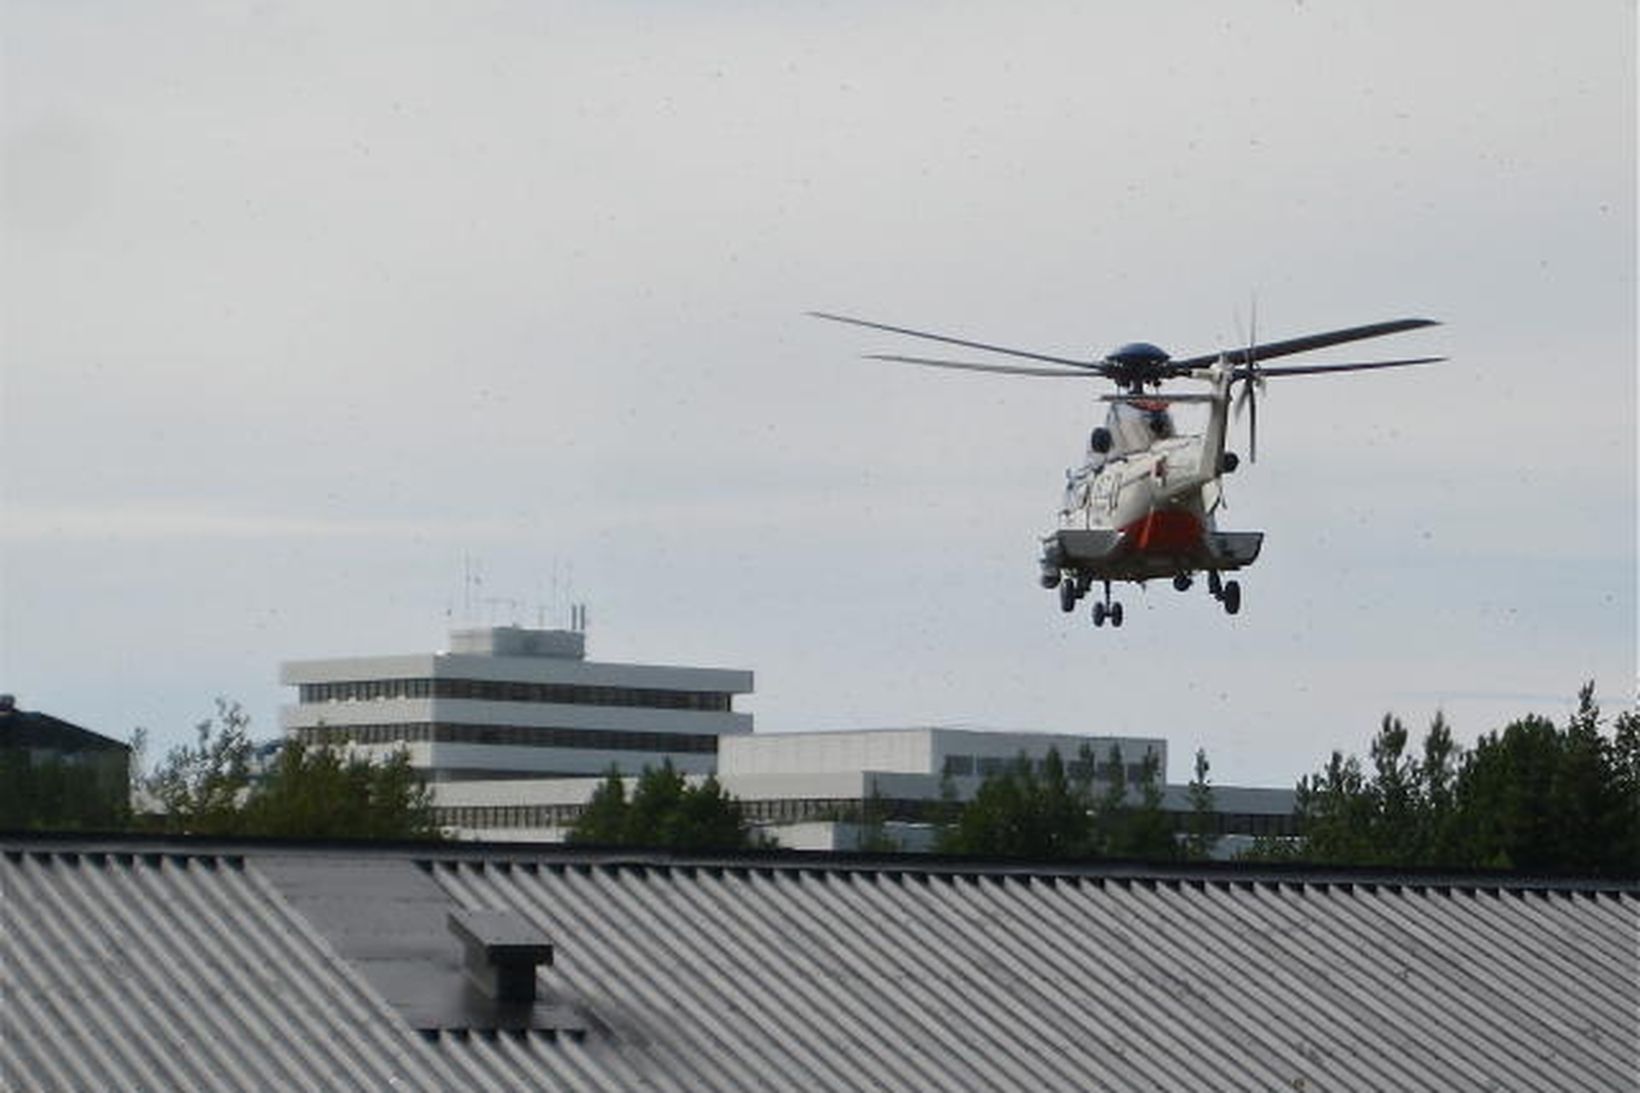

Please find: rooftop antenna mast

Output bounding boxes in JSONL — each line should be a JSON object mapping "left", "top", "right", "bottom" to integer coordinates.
{"left": 458, "top": 554, "right": 491, "bottom": 626}
{"left": 482, "top": 596, "right": 522, "bottom": 625}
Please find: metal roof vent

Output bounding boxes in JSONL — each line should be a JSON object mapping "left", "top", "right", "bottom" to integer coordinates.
{"left": 447, "top": 909, "right": 554, "bottom": 1005}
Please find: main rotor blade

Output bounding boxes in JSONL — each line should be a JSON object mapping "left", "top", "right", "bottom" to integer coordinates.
{"left": 811, "top": 311, "right": 1099, "bottom": 369}
{"left": 1236, "top": 355, "right": 1445, "bottom": 379}
{"left": 1175, "top": 318, "right": 1440, "bottom": 369}
{"left": 865, "top": 353, "right": 1102, "bottom": 378}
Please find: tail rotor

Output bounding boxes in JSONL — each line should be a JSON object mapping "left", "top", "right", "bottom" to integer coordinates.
{"left": 1233, "top": 297, "right": 1266, "bottom": 462}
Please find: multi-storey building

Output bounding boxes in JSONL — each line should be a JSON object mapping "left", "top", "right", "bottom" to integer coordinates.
{"left": 280, "top": 625, "right": 753, "bottom": 781}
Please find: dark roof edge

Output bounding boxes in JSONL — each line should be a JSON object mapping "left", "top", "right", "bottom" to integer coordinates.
{"left": 0, "top": 710, "right": 129, "bottom": 751}
{"left": 3, "top": 829, "right": 1634, "bottom": 894}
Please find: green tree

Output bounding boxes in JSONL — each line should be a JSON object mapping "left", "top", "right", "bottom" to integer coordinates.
{"left": 1293, "top": 750, "right": 1379, "bottom": 864}
{"left": 627, "top": 761, "right": 690, "bottom": 844}
{"left": 566, "top": 761, "right": 757, "bottom": 851}
{"left": 1447, "top": 714, "right": 1564, "bottom": 870}
{"left": 939, "top": 750, "right": 1092, "bottom": 859}
{"left": 142, "top": 699, "right": 255, "bottom": 835}
{"left": 1106, "top": 751, "right": 1175, "bottom": 860}
{"left": 938, "top": 746, "right": 1180, "bottom": 862}
{"left": 1086, "top": 745, "right": 1129, "bottom": 856}
{"left": 571, "top": 767, "right": 630, "bottom": 845}
{"left": 1183, "top": 748, "right": 1218, "bottom": 861}
{"left": 1546, "top": 683, "right": 1624, "bottom": 870}
{"left": 140, "top": 700, "right": 440, "bottom": 839}
{"left": 1294, "top": 713, "right": 1468, "bottom": 867}
{"left": 1610, "top": 707, "right": 1640, "bottom": 869}
{"left": 1288, "top": 684, "right": 1639, "bottom": 874}
{"left": 1417, "top": 711, "right": 1460, "bottom": 860}
{"left": 242, "top": 739, "right": 438, "bottom": 840}
{"left": 1370, "top": 715, "right": 1418, "bottom": 855}
{"left": 671, "top": 775, "right": 751, "bottom": 851}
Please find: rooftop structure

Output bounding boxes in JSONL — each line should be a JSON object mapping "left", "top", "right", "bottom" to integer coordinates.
{"left": 0, "top": 694, "right": 129, "bottom": 757}
{"left": 717, "top": 725, "right": 1165, "bottom": 780}
{"left": 0, "top": 696, "right": 130, "bottom": 830}
{"left": 4, "top": 832, "right": 1634, "bottom": 1091}
{"left": 280, "top": 626, "right": 753, "bottom": 782}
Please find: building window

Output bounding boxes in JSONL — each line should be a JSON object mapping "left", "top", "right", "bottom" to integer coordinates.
{"left": 299, "top": 677, "right": 734, "bottom": 713}
{"left": 294, "top": 722, "right": 718, "bottom": 754}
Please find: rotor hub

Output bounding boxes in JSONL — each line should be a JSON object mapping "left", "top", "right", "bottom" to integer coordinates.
{"left": 1103, "top": 342, "right": 1173, "bottom": 388}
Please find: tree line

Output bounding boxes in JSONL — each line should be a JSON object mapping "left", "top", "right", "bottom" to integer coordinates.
{"left": 567, "top": 763, "right": 763, "bottom": 851}
{"left": 8, "top": 685, "right": 1634, "bottom": 874}
{"left": 934, "top": 744, "right": 1208, "bottom": 861}
{"left": 933, "top": 683, "right": 1637, "bottom": 874}
{"left": 136, "top": 700, "right": 439, "bottom": 839}
{"left": 1269, "top": 683, "right": 1638, "bottom": 873}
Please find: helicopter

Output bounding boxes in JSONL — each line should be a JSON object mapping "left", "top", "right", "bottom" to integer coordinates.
{"left": 812, "top": 309, "right": 1443, "bottom": 627}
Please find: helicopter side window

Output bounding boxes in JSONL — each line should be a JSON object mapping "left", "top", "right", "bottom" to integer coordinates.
{"left": 1147, "top": 410, "right": 1174, "bottom": 439}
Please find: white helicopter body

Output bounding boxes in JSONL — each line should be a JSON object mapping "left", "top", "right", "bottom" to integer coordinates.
{"left": 1040, "top": 363, "right": 1260, "bottom": 625}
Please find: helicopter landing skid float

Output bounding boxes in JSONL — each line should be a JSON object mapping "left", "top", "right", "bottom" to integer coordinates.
{"left": 1041, "top": 527, "right": 1263, "bottom": 623}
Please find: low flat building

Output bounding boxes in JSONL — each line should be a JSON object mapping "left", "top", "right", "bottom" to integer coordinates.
{"left": 431, "top": 726, "right": 1297, "bottom": 853}
{"left": 280, "top": 626, "right": 753, "bottom": 782}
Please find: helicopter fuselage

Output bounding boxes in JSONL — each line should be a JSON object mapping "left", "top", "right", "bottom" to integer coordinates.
{"left": 1039, "top": 365, "right": 1262, "bottom": 616}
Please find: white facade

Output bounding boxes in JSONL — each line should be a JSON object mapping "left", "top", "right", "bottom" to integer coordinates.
{"left": 719, "top": 726, "right": 1166, "bottom": 784}
{"left": 280, "top": 626, "right": 753, "bottom": 782}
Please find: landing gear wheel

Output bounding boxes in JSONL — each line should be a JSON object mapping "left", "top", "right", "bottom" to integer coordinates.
{"left": 1207, "top": 570, "right": 1224, "bottom": 599}
{"left": 1222, "top": 580, "right": 1241, "bottom": 616}
{"left": 1092, "top": 601, "right": 1107, "bottom": 627}
{"left": 1059, "top": 579, "right": 1077, "bottom": 614}
{"left": 1172, "top": 573, "right": 1193, "bottom": 593}
{"left": 1109, "top": 602, "right": 1124, "bottom": 628}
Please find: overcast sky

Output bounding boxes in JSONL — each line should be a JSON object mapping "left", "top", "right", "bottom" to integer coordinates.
{"left": 3, "top": 2, "right": 1634, "bottom": 786}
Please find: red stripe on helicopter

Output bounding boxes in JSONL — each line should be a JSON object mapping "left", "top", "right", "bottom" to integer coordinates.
{"left": 1123, "top": 509, "right": 1204, "bottom": 554}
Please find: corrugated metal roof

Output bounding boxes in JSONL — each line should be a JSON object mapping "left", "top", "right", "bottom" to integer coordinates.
{"left": 4, "top": 838, "right": 1636, "bottom": 1092}
{"left": 0, "top": 848, "right": 479, "bottom": 1092}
